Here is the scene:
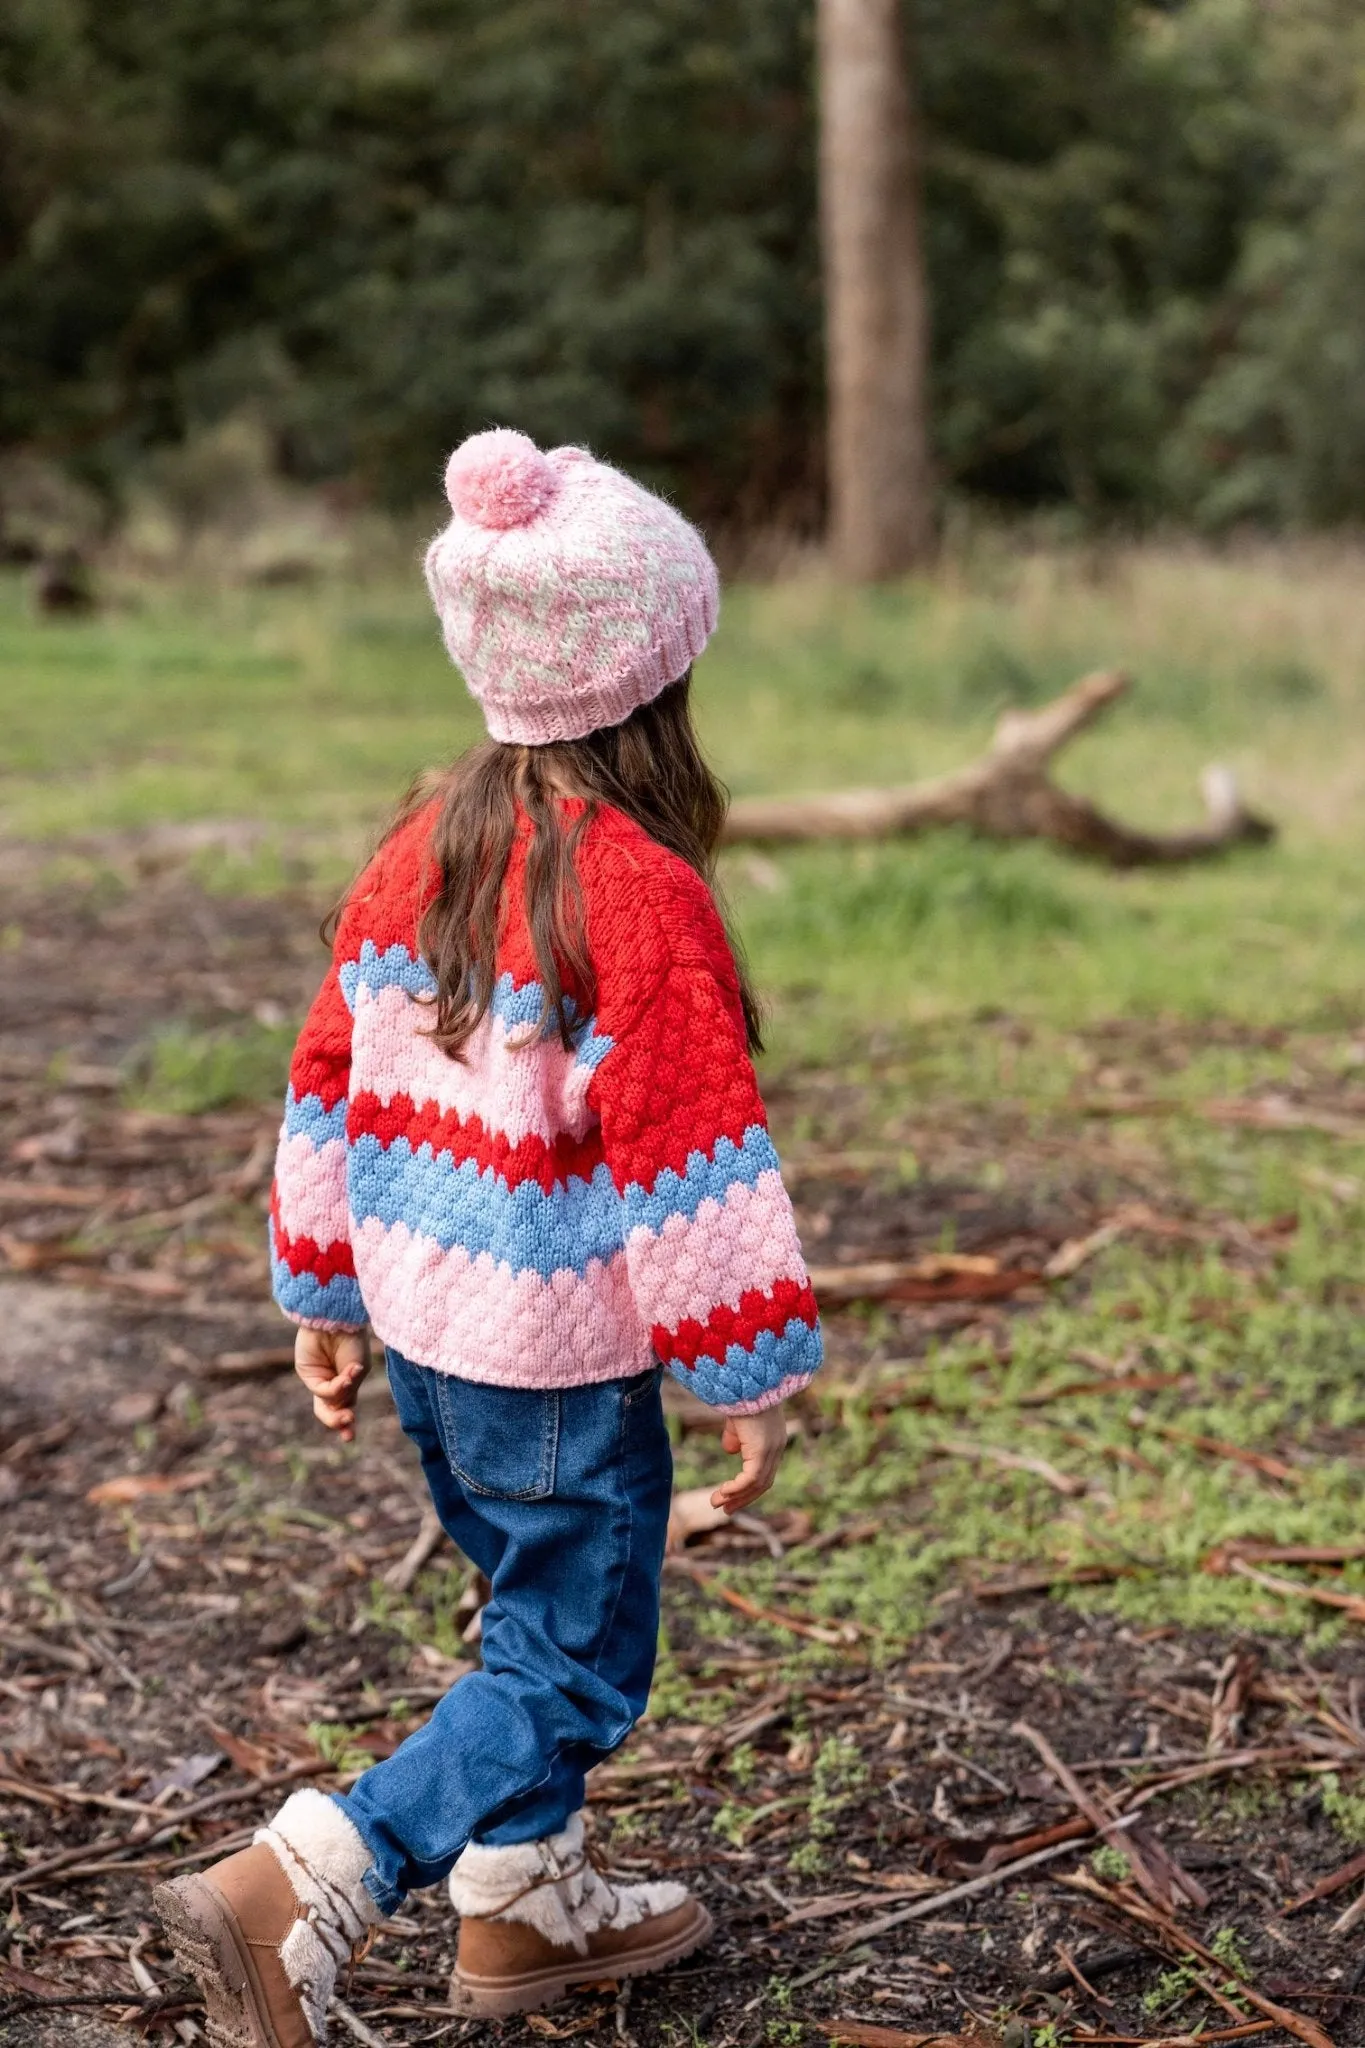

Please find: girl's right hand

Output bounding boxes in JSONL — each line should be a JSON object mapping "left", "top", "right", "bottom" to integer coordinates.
{"left": 711, "top": 1404, "right": 788, "bottom": 1514}
{"left": 294, "top": 1327, "right": 370, "bottom": 1442}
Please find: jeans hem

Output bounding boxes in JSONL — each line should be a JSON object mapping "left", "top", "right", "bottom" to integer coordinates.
{"left": 362, "top": 1865, "right": 403, "bottom": 1918}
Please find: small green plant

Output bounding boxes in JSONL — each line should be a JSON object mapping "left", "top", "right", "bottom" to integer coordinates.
{"left": 1031, "top": 2025, "right": 1063, "bottom": 2048}
{"left": 1321, "top": 1772, "right": 1365, "bottom": 1845}
{"left": 1090, "top": 1844, "right": 1132, "bottom": 1884}
{"left": 786, "top": 1838, "right": 826, "bottom": 1879}
{"left": 785, "top": 1736, "right": 868, "bottom": 1878}
{"left": 1143, "top": 1961, "right": 1199, "bottom": 2016}
{"left": 728, "top": 1742, "right": 759, "bottom": 1790}
{"left": 710, "top": 1800, "right": 750, "bottom": 1849}
{"left": 1209, "top": 1926, "right": 1252, "bottom": 1983}
{"left": 307, "top": 1722, "right": 377, "bottom": 1774}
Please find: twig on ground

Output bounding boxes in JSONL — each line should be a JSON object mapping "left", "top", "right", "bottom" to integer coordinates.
{"left": 1224, "top": 1558, "right": 1365, "bottom": 1622}
{"left": 936, "top": 1438, "right": 1090, "bottom": 1499}
{"left": 1057, "top": 1870, "right": 1335, "bottom": 2048}
{"left": 1053, "top": 1939, "right": 1115, "bottom": 2009}
{"left": 1286, "top": 1846, "right": 1365, "bottom": 1913}
{"left": 1208, "top": 1646, "right": 1261, "bottom": 1755}
{"left": 829, "top": 1811, "right": 1144, "bottom": 1950}
{"left": 331, "top": 1996, "right": 391, "bottom": 2048}
{"left": 1012, "top": 1720, "right": 1177, "bottom": 1913}
{"left": 3, "top": 1759, "right": 333, "bottom": 1893}
{"left": 384, "top": 1507, "right": 447, "bottom": 1592}
{"left": 1127, "top": 1416, "right": 1303, "bottom": 1487}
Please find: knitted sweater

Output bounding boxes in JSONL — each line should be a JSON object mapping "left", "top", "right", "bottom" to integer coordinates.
{"left": 269, "top": 801, "right": 821, "bottom": 1414}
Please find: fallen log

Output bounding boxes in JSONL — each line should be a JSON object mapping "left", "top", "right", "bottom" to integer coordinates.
{"left": 722, "top": 669, "right": 1276, "bottom": 867}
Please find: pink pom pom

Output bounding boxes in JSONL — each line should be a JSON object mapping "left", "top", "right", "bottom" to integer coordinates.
{"left": 445, "top": 429, "right": 559, "bottom": 530}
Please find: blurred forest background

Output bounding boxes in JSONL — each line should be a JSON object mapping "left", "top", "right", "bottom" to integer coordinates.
{"left": 5, "top": 0, "right": 1365, "bottom": 551}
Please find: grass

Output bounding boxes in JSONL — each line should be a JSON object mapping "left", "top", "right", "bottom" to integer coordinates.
{"left": 7, "top": 537, "right": 1365, "bottom": 1643}
{"left": 122, "top": 1019, "right": 297, "bottom": 1114}
{"left": 7, "top": 541, "right": 1365, "bottom": 1059}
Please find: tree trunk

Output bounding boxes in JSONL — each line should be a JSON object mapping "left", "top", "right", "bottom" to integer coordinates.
{"left": 817, "top": 0, "right": 933, "bottom": 580}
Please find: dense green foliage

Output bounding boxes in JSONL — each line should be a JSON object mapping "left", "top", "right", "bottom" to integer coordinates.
{"left": 2, "top": 0, "right": 1363, "bottom": 526}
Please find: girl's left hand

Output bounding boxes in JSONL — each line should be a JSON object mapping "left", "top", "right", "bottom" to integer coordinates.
{"left": 294, "top": 1327, "right": 370, "bottom": 1442}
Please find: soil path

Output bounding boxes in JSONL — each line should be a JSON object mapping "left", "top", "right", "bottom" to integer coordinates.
{"left": 2, "top": 852, "right": 1361, "bottom": 2046}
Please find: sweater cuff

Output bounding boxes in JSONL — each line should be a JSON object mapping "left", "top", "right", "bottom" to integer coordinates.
{"left": 282, "top": 1312, "right": 369, "bottom": 1336}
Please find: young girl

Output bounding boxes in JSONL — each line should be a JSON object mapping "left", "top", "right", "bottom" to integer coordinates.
{"left": 155, "top": 429, "right": 822, "bottom": 2044}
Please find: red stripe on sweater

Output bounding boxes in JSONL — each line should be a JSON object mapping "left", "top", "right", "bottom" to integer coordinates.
{"left": 655, "top": 1277, "right": 818, "bottom": 1371}
{"left": 346, "top": 1091, "right": 605, "bottom": 1192}
{"left": 270, "top": 1194, "right": 356, "bottom": 1284}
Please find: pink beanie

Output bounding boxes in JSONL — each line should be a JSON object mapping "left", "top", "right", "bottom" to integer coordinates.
{"left": 424, "top": 429, "right": 720, "bottom": 746}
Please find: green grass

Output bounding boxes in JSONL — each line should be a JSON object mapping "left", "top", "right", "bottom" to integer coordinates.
{"left": 123, "top": 1019, "right": 296, "bottom": 1114}
{"left": 7, "top": 543, "right": 1365, "bottom": 1057}
{"left": 8, "top": 539, "right": 1365, "bottom": 1643}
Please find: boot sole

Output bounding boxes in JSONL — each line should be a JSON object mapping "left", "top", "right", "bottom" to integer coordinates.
{"left": 153, "top": 1875, "right": 283, "bottom": 2048}
{"left": 450, "top": 1898, "right": 714, "bottom": 2018}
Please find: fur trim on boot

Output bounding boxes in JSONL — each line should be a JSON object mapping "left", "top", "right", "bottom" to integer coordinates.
{"left": 255, "top": 1789, "right": 378, "bottom": 2039}
{"left": 447, "top": 1812, "right": 689, "bottom": 1958}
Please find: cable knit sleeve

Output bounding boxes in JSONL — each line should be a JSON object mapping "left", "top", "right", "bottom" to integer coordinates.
{"left": 268, "top": 894, "right": 370, "bottom": 1333}
{"left": 588, "top": 863, "right": 822, "bottom": 1414}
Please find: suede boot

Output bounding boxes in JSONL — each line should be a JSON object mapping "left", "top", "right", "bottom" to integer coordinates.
{"left": 154, "top": 1788, "right": 377, "bottom": 2046}
{"left": 447, "top": 1812, "right": 712, "bottom": 2017}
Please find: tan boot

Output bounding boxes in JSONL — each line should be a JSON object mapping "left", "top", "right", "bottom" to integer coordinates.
{"left": 447, "top": 1812, "right": 712, "bottom": 2017}
{"left": 154, "top": 1789, "right": 377, "bottom": 2047}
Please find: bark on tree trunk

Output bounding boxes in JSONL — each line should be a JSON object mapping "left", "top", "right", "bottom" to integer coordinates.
{"left": 818, "top": 0, "right": 934, "bottom": 580}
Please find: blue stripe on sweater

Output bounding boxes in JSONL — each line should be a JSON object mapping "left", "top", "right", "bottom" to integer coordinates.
{"left": 622, "top": 1125, "right": 778, "bottom": 1234}
{"left": 340, "top": 940, "right": 438, "bottom": 1013}
{"left": 271, "top": 1257, "right": 367, "bottom": 1329}
{"left": 282, "top": 1087, "right": 349, "bottom": 1145}
{"left": 347, "top": 1136, "right": 627, "bottom": 1277}
{"left": 667, "top": 1317, "right": 824, "bottom": 1409}
{"left": 339, "top": 943, "right": 613, "bottom": 1065}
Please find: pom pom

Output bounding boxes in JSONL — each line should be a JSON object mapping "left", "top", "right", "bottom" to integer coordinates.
{"left": 445, "top": 429, "right": 559, "bottom": 530}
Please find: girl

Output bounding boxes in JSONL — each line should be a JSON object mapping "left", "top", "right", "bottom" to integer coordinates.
{"left": 155, "top": 429, "right": 822, "bottom": 2045}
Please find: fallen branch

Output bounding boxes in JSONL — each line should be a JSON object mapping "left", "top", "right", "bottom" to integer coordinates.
{"left": 722, "top": 670, "right": 1275, "bottom": 868}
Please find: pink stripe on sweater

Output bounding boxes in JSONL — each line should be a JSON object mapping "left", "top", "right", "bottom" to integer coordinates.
{"left": 351, "top": 1215, "right": 652, "bottom": 1386}
{"left": 351, "top": 984, "right": 597, "bottom": 1148}
{"left": 272, "top": 1133, "right": 349, "bottom": 1243}
{"left": 717, "top": 1372, "right": 816, "bottom": 1417}
{"left": 623, "top": 1171, "right": 809, "bottom": 1329}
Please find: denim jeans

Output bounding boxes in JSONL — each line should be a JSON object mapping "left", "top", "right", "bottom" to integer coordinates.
{"left": 337, "top": 1349, "right": 672, "bottom": 1913}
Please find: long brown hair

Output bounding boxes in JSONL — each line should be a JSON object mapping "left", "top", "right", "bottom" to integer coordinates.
{"left": 363, "top": 675, "right": 762, "bottom": 1061}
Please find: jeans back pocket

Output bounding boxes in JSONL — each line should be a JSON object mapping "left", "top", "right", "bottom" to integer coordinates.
{"left": 433, "top": 1374, "right": 560, "bottom": 1501}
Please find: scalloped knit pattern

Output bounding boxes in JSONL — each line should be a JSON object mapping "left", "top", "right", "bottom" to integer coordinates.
{"left": 269, "top": 803, "right": 821, "bottom": 1414}
{"left": 424, "top": 431, "right": 720, "bottom": 745}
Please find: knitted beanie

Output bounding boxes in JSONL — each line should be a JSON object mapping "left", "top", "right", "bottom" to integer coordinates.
{"left": 424, "top": 429, "right": 720, "bottom": 746}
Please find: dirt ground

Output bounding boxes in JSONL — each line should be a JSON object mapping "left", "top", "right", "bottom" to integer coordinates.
{"left": 3, "top": 848, "right": 1365, "bottom": 2047}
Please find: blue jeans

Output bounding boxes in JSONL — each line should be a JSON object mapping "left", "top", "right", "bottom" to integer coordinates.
{"left": 337, "top": 1350, "right": 672, "bottom": 1913}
